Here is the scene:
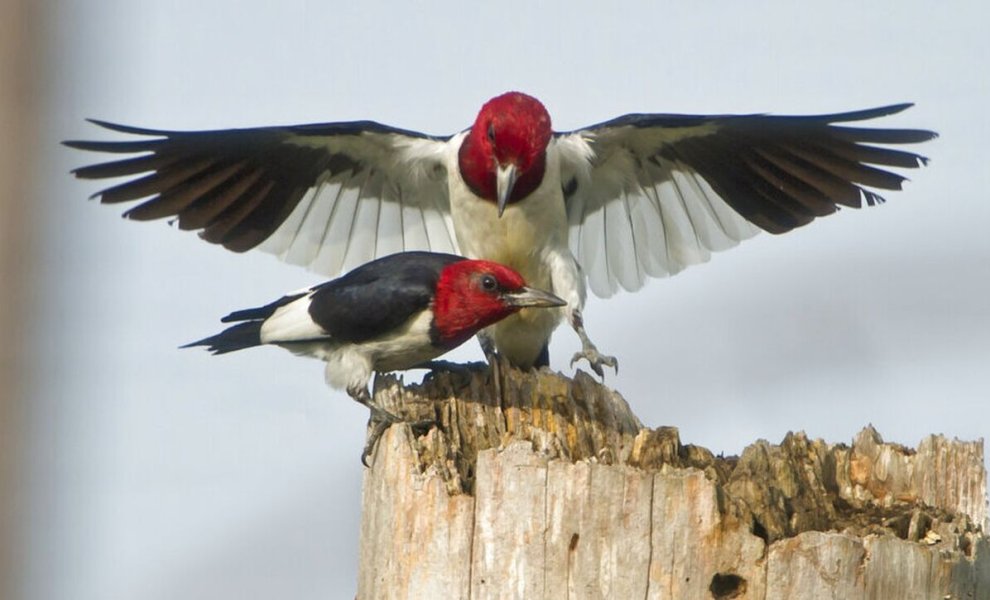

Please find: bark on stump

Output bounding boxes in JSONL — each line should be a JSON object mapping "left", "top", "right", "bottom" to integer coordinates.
{"left": 357, "top": 365, "right": 989, "bottom": 599}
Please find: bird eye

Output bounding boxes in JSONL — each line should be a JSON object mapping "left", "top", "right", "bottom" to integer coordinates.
{"left": 480, "top": 274, "right": 498, "bottom": 292}
{"left": 487, "top": 123, "right": 496, "bottom": 143}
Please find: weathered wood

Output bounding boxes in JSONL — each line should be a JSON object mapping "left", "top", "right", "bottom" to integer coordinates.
{"left": 357, "top": 365, "right": 989, "bottom": 599}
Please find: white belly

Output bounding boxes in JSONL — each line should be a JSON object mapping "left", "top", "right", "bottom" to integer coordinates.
{"left": 280, "top": 310, "right": 442, "bottom": 393}
{"left": 446, "top": 149, "right": 578, "bottom": 367}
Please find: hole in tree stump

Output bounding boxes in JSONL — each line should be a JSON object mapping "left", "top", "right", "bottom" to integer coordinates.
{"left": 710, "top": 573, "right": 746, "bottom": 599}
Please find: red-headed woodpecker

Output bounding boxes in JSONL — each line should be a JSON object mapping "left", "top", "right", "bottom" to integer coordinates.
{"left": 183, "top": 251, "right": 564, "bottom": 462}
{"left": 67, "top": 93, "right": 936, "bottom": 374}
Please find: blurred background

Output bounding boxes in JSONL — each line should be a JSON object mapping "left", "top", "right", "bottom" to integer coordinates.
{"left": 3, "top": 1, "right": 988, "bottom": 598}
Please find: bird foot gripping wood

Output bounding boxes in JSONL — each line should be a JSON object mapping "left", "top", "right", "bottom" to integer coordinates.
{"left": 362, "top": 418, "right": 392, "bottom": 467}
{"left": 569, "top": 308, "right": 618, "bottom": 379}
{"left": 362, "top": 408, "right": 437, "bottom": 467}
{"left": 570, "top": 346, "right": 618, "bottom": 379}
{"left": 477, "top": 332, "right": 507, "bottom": 403}
{"left": 351, "top": 386, "right": 436, "bottom": 466}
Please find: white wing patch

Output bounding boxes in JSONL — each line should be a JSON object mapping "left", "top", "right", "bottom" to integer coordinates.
{"left": 259, "top": 291, "right": 326, "bottom": 345}
{"left": 564, "top": 137, "right": 758, "bottom": 298}
{"left": 259, "top": 132, "right": 459, "bottom": 278}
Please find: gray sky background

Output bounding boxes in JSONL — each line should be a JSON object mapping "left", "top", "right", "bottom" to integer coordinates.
{"left": 29, "top": 1, "right": 988, "bottom": 598}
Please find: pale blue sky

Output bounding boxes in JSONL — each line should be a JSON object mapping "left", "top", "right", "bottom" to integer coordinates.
{"left": 30, "top": 2, "right": 989, "bottom": 598}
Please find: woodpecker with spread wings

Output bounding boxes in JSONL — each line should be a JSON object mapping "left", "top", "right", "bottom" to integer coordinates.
{"left": 67, "top": 92, "right": 936, "bottom": 374}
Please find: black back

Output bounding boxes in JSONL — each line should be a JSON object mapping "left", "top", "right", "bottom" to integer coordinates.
{"left": 307, "top": 252, "right": 464, "bottom": 343}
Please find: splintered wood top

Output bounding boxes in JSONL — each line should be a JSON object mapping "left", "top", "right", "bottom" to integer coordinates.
{"left": 358, "top": 365, "right": 988, "bottom": 599}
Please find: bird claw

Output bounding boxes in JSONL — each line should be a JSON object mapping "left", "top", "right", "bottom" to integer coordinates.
{"left": 488, "top": 353, "right": 504, "bottom": 403}
{"left": 361, "top": 407, "right": 399, "bottom": 467}
{"left": 570, "top": 347, "right": 618, "bottom": 379}
{"left": 361, "top": 418, "right": 392, "bottom": 467}
{"left": 361, "top": 407, "right": 436, "bottom": 467}
{"left": 568, "top": 309, "right": 617, "bottom": 380}
{"left": 478, "top": 332, "right": 505, "bottom": 403}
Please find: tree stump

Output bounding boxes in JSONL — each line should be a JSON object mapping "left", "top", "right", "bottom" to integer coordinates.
{"left": 357, "top": 365, "right": 989, "bottom": 599}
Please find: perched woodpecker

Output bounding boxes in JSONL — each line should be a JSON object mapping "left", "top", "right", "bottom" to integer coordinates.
{"left": 183, "top": 251, "right": 564, "bottom": 462}
{"left": 67, "top": 93, "right": 936, "bottom": 374}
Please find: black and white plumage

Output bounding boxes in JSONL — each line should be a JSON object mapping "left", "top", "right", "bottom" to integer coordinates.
{"left": 67, "top": 94, "right": 936, "bottom": 372}
{"left": 182, "top": 251, "right": 563, "bottom": 460}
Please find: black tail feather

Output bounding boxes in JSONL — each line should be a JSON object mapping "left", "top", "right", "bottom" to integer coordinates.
{"left": 181, "top": 321, "right": 263, "bottom": 355}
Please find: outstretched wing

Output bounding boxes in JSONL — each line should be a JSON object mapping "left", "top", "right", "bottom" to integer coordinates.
{"left": 558, "top": 104, "right": 937, "bottom": 297}
{"left": 66, "top": 119, "right": 460, "bottom": 277}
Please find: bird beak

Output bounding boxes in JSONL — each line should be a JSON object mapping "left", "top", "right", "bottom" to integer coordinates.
{"left": 495, "top": 163, "right": 518, "bottom": 217}
{"left": 502, "top": 286, "right": 566, "bottom": 309}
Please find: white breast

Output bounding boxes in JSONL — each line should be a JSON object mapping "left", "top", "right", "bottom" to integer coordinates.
{"left": 445, "top": 139, "right": 581, "bottom": 366}
{"left": 446, "top": 138, "right": 570, "bottom": 282}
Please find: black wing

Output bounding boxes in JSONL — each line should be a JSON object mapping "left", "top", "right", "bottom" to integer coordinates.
{"left": 557, "top": 104, "right": 936, "bottom": 296}
{"left": 306, "top": 251, "right": 463, "bottom": 343}
{"left": 65, "top": 120, "right": 459, "bottom": 277}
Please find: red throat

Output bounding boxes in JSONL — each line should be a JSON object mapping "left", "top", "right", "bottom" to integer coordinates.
{"left": 458, "top": 92, "right": 552, "bottom": 205}
{"left": 431, "top": 260, "right": 527, "bottom": 347}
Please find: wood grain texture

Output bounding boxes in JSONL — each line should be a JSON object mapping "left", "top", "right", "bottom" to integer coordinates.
{"left": 356, "top": 365, "right": 989, "bottom": 599}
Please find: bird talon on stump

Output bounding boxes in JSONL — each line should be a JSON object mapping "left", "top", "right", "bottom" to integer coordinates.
{"left": 361, "top": 412, "right": 439, "bottom": 467}
{"left": 361, "top": 419, "right": 392, "bottom": 467}
{"left": 478, "top": 332, "right": 506, "bottom": 403}
{"left": 570, "top": 348, "right": 619, "bottom": 379}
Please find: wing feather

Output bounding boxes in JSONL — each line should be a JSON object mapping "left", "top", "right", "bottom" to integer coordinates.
{"left": 629, "top": 176, "right": 667, "bottom": 278}
{"left": 274, "top": 180, "right": 323, "bottom": 264}
{"left": 578, "top": 201, "right": 609, "bottom": 297}
{"left": 314, "top": 181, "right": 361, "bottom": 276}
{"left": 72, "top": 152, "right": 182, "bottom": 179}
{"left": 163, "top": 162, "right": 256, "bottom": 229}
{"left": 400, "top": 194, "right": 431, "bottom": 252}
{"left": 200, "top": 173, "right": 276, "bottom": 244}
{"left": 67, "top": 120, "right": 456, "bottom": 278}
{"left": 374, "top": 180, "right": 405, "bottom": 259}
{"left": 668, "top": 165, "right": 734, "bottom": 252}
{"left": 682, "top": 168, "right": 759, "bottom": 243}
{"left": 97, "top": 156, "right": 220, "bottom": 204}
{"left": 626, "top": 191, "right": 655, "bottom": 285}
{"left": 656, "top": 167, "right": 709, "bottom": 273}
{"left": 422, "top": 189, "right": 458, "bottom": 255}
{"left": 259, "top": 174, "right": 324, "bottom": 259}
{"left": 561, "top": 104, "right": 934, "bottom": 296}
{"left": 341, "top": 171, "right": 383, "bottom": 273}
{"left": 604, "top": 193, "right": 637, "bottom": 292}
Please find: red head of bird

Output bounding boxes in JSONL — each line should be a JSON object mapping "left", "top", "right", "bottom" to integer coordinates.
{"left": 431, "top": 258, "right": 564, "bottom": 347}
{"left": 458, "top": 92, "right": 553, "bottom": 216}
